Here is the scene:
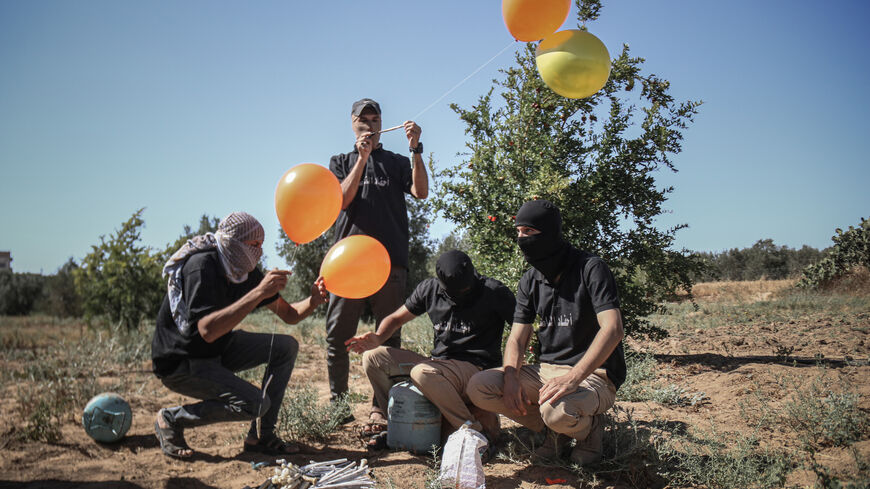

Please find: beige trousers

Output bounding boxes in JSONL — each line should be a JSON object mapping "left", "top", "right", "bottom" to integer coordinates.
{"left": 362, "top": 346, "right": 485, "bottom": 432}
{"left": 467, "top": 363, "right": 616, "bottom": 440}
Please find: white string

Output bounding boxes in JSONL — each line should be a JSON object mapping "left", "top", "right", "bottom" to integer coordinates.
{"left": 411, "top": 41, "right": 517, "bottom": 121}
{"left": 258, "top": 243, "right": 301, "bottom": 433}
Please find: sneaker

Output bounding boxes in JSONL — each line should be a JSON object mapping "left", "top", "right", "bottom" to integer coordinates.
{"left": 533, "top": 428, "right": 572, "bottom": 461}
{"left": 569, "top": 414, "right": 605, "bottom": 466}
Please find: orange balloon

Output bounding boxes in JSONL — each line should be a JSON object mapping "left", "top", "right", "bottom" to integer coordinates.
{"left": 275, "top": 163, "right": 342, "bottom": 244}
{"left": 320, "top": 235, "right": 391, "bottom": 299}
{"left": 502, "top": 0, "right": 570, "bottom": 42}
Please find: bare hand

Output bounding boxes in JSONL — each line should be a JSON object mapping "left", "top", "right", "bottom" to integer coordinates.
{"left": 404, "top": 121, "right": 421, "bottom": 148}
{"left": 503, "top": 369, "right": 532, "bottom": 417}
{"left": 538, "top": 373, "right": 582, "bottom": 406}
{"left": 355, "top": 132, "right": 374, "bottom": 161}
{"left": 309, "top": 276, "right": 329, "bottom": 307}
{"left": 258, "top": 269, "right": 291, "bottom": 297}
{"left": 345, "top": 332, "right": 381, "bottom": 353}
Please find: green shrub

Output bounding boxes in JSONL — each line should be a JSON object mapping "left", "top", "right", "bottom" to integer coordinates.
{"left": 783, "top": 375, "right": 867, "bottom": 448}
{"left": 73, "top": 209, "right": 164, "bottom": 330}
{"left": 799, "top": 217, "right": 869, "bottom": 289}
{"left": 692, "top": 240, "right": 825, "bottom": 282}
{"left": 276, "top": 385, "right": 353, "bottom": 442}
{"left": 38, "top": 258, "right": 83, "bottom": 318}
{"left": 617, "top": 350, "right": 658, "bottom": 402}
{"left": 656, "top": 429, "right": 793, "bottom": 489}
{"left": 0, "top": 270, "right": 46, "bottom": 315}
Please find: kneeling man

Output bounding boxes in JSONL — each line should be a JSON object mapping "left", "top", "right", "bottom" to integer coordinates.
{"left": 346, "top": 250, "right": 514, "bottom": 447}
{"left": 467, "top": 200, "right": 626, "bottom": 465}
{"left": 151, "top": 212, "right": 328, "bottom": 458}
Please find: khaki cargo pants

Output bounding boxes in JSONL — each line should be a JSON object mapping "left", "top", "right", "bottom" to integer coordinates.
{"left": 467, "top": 363, "right": 616, "bottom": 441}
{"left": 362, "top": 346, "right": 486, "bottom": 433}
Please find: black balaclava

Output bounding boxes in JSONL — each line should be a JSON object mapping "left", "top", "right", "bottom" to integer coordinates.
{"left": 515, "top": 199, "right": 570, "bottom": 283}
{"left": 436, "top": 250, "right": 481, "bottom": 306}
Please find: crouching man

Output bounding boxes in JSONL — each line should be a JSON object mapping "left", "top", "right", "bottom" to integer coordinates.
{"left": 467, "top": 200, "right": 626, "bottom": 465}
{"left": 346, "top": 250, "right": 515, "bottom": 451}
{"left": 151, "top": 212, "right": 328, "bottom": 458}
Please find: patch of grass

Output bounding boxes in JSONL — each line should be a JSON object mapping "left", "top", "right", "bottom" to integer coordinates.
{"left": 13, "top": 362, "right": 105, "bottom": 443}
{"left": 656, "top": 427, "right": 794, "bottom": 489}
{"left": 617, "top": 351, "right": 707, "bottom": 407}
{"left": 782, "top": 371, "right": 867, "bottom": 448}
{"left": 616, "top": 350, "right": 658, "bottom": 402}
{"left": 276, "top": 384, "right": 353, "bottom": 442}
{"left": 493, "top": 426, "right": 536, "bottom": 465}
{"left": 647, "top": 285, "right": 870, "bottom": 333}
{"left": 645, "top": 384, "right": 708, "bottom": 407}
{"left": 4, "top": 321, "right": 146, "bottom": 443}
{"left": 494, "top": 407, "right": 794, "bottom": 489}
{"left": 604, "top": 409, "right": 793, "bottom": 488}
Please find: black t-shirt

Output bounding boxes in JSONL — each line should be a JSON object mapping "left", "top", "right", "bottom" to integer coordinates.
{"left": 514, "top": 247, "right": 627, "bottom": 389}
{"left": 405, "top": 276, "right": 515, "bottom": 369}
{"left": 150, "top": 250, "right": 278, "bottom": 377}
{"left": 329, "top": 146, "right": 413, "bottom": 268}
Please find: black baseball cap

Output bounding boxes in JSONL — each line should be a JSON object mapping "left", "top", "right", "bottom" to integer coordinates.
{"left": 351, "top": 98, "right": 381, "bottom": 117}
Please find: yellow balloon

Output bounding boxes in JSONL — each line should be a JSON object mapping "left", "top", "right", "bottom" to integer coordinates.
{"left": 536, "top": 30, "right": 611, "bottom": 99}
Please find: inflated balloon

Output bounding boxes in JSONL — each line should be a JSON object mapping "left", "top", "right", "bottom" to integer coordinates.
{"left": 275, "top": 163, "right": 342, "bottom": 244}
{"left": 502, "top": 0, "right": 570, "bottom": 42}
{"left": 536, "top": 29, "right": 611, "bottom": 99}
{"left": 320, "top": 235, "right": 391, "bottom": 299}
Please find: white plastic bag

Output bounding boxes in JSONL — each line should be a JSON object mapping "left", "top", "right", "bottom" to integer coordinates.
{"left": 439, "top": 422, "right": 488, "bottom": 489}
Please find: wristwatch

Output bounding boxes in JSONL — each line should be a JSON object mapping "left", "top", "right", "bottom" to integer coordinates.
{"left": 410, "top": 142, "right": 423, "bottom": 154}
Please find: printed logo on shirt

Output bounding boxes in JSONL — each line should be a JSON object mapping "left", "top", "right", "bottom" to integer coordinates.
{"left": 541, "top": 313, "right": 573, "bottom": 328}
{"left": 361, "top": 175, "right": 390, "bottom": 187}
{"left": 433, "top": 318, "right": 474, "bottom": 335}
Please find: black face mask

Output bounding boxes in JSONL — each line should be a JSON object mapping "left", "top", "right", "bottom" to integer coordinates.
{"left": 436, "top": 250, "right": 481, "bottom": 306}
{"left": 517, "top": 234, "right": 569, "bottom": 284}
{"left": 515, "top": 200, "right": 570, "bottom": 284}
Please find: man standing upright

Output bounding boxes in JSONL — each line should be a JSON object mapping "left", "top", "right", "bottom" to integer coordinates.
{"left": 326, "top": 98, "right": 429, "bottom": 403}
{"left": 468, "top": 199, "right": 626, "bottom": 466}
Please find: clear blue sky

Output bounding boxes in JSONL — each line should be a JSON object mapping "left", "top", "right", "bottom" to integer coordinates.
{"left": 1, "top": 1, "right": 868, "bottom": 274}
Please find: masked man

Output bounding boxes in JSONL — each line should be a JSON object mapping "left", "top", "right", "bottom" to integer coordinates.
{"left": 325, "top": 98, "right": 429, "bottom": 407}
{"left": 468, "top": 200, "right": 626, "bottom": 465}
{"left": 346, "top": 250, "right": 514, "bottom": 451}
{"left": 151, "top": 212, "right": 327, "bottom": 458}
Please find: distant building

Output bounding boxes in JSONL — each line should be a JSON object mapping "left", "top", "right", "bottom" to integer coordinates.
{"left": 0, "top": 251, "right": 10, "bottom": 271}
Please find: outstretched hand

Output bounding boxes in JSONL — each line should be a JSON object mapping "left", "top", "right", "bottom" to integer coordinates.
{"left": 345, "top": 332, "right": 381, "bottom": 354}
{"left": 309, "top": 277, "right": 329, "bottom": 307}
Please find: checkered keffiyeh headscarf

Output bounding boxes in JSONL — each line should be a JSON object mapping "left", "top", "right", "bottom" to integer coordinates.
{"left": 163, "top": 212, "right": 264, "bottom": 335}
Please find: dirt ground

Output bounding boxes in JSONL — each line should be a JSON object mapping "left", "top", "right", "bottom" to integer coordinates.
{"left": 0, "top": 280, "right": 868, "bottom": 489}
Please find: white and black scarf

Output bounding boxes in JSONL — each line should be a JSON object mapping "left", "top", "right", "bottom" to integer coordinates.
{"left": 162, "top": 212, "right": 264, "bottom": 334}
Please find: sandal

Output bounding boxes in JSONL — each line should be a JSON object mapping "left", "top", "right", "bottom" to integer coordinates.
{"left": 359, "top": 419, "right": 388, "bottom": 438}
{"left": 154, "top": 412, "right": 192, "bottom": 459}
{"left": 244, "top": 434, "right": 302, "bottom": 455}
{"left": 365, "top": 431, "right": 388, "bottom": 451}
